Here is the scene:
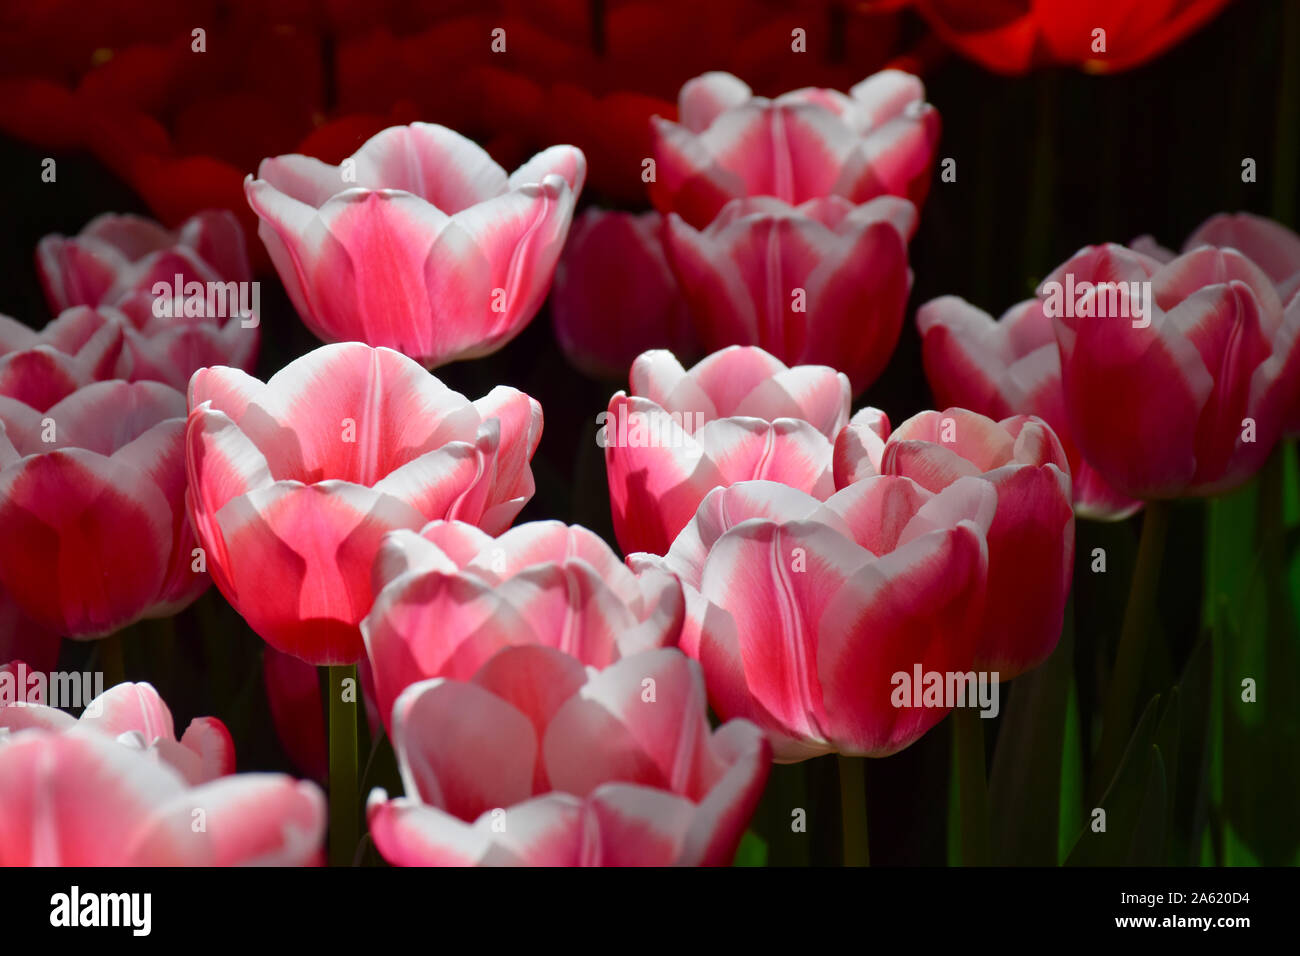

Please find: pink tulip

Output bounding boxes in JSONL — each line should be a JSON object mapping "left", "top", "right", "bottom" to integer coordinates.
{"left": 246, "top": 123, "right": 586, "bottom": 367}
{"left": 1045, "top": 243, "right": 1300, "bottom": 498}
{"left": 0, "top": 379, "right": 206, "bottom": 637}
{"left": 1133, "top": 211, "right": 1300, "bottom": 303}
{"left": 366, "top": 646, "right": 770, "bottom": 866}
{"left": 663, "top": 195, "right": 914, "bottom": 393}
{"left": 550, "top": 209, "right": 692, "bottom": 379}
{"left": 836, "top": 408, "right": 1075, "bottom": 678}
{"left": 37, "top": 210, "right": 252, "bottom": 314}
{"left": 0, "top": 307, "right": 124, "bottom": 402}
{"left": 604, "top": 345, "right": 851, "bottom": 555}
{"left": 916, "top": 295, "right": 1142, "bottom": 520}
{"left": 35, "top": 212, "right": 259, "bottom": 388}
{"left": 650, "top": 70, "right": 940, "bottom": 228}
{"left": 1131, "top": 213, "right": 1300, "bottom": 436}
{"left": 0, "top": 728, "right": 324, "bottom": 865}
{"left": 185, "top": 342, "right": 543, "bottom": 665}
{"left": 0, "top": 674, "right": 234, "bottom": 785}
{"left": 364, "top": 519, "right": 683, "bottom": 729}
{"left": 657, "top": 476, "right": 997, "bottom": 761}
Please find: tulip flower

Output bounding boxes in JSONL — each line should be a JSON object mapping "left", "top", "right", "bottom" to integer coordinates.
{"left": 0, "top": 728, "right": 324, "bottom": 865}
{"left": 366, "top": 646, "right": 770, "bottom": 866}
{"left": 916, "top": 295, "right": 1143, "bottom": 520}
{"left": 0, "top": 307, "right": 124, "bottom": 395}
{"left": 35, "top": 212, "right": 259, "bottom": 389}
{"left": 901, "top": 0, "right": 1233, "bottom": 75}
{"left": 1133, "top": 212, "right": 1300, "bottom": 302}
{"left": 604, "top": 346, "right": 852, "bottom": 556}
{"left": 835, "top": 408, "right": 1075, "bottom": 678}
{"left": 245, "top": 123, "right": 586, "bottom": 368}
{"left": 550, "top": 209, "right": 692, "bottom": 379}
{"left": 0, "top": 674, "right": 234, "bottom": 785}
{"left": 364, "top": 519, "right": 683, "bottom": 728}
{"left": 263, "top": 647, "right": 329, "bottom": 784}
{"left": 663, "top": 195, "right": 914, "bottom": 393}
{"left": 650, "top": 69, "right": 939, "bottom": 228}
{"left": 658, "top": 476, "right": 997, "bottom": 761}
{"left": 0, "top": 379, "right": 206, "bottom": 637}
{"left": 1044, "top": 243, "right": 1300, "bottom": 498}
{"left": 185, "top": 342, "right": 543, "bottom": 665}
{"left": 36, "top": 210, "right": 252, "bottom": 314}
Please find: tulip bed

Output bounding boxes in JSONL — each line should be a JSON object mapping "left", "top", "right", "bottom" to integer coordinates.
{"left": 0, "top": 0, "right": 1296, "bottom": 876}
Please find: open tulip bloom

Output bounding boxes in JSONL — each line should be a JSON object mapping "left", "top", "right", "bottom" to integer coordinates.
{"left": 246, "top": 123, "right": 586, "bottom": 368}
{"left": 185, "top": 342, "right": 543, "bottom": 665}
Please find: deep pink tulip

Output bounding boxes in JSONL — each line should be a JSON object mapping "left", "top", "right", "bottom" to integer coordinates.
{"left": 604, "top": 346, "right": 851, "bottom": 556}
{"left": 0, "top": 307, "right": 124, "bottom": 402}
{"left": 550, "top": 209, "right": 692, "bottom": 379}
{"left": 916, "top": 295, "right": 1142, "bottom": 520}
{"left": 1132, "top": 212, "right": 1300, "bottom": 436}
{"left": 0, "top": 379, "right": 206, "bottom": 637}
{"left": 1133, "top": 211, "right": 1300, "bottom": 303}
{"left": 836, "top": 408, "right": 1074, "bottom": 678}
{"left": 367, "top": 646, "right": 770, "bottom": 866}
{"left": 1045, "top": 243, "right": 1300, "bottom": 498}
{"left": 185, "top": 342, "right": 543, "bottom": 665}
{"left": 364, "top": 519, "right": 683, "bottom": 729}
{"left": 650, "top": 70, "right": 940, "bottom": 228}
{"left": 0, "top": 674, "right": 233, "bottom": 785}
{"left": 663, "top": 195, "right": 914, "bottom": 393}
{"left": 657, "top": 476, "right": 996, "bottom": 761}
{"left": 246, "top": 123, "right": 586, "bottom": 367}
{"left": 0, "top": 728, "right": 324, "bottom": 865}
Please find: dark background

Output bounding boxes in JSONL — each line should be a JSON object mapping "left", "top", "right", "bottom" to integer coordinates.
{"left": 0, "top": 0, "right": 1293, "bottom": 864}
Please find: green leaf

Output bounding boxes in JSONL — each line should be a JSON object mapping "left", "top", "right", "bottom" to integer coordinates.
{"left": 732, "top": 830, "right": 768, "bottom": 867}
{"left": 988, "top": 604, "right": 1075, "bottom": 865}
{"left": 1064, "top": 694, "right": 1161, "bottom": 866}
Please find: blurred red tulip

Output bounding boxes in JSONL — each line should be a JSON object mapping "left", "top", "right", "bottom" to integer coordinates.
{"left": 901, "top": 0, "right": 1234, "bottom": 74}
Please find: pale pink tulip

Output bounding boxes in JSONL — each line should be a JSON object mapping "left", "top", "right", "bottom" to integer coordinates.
{"left": 651, "top": 70, "right": 940, "bottom": 228}
{"left": 185, "top": 342, "right": 543, "bottom": 665}
{"left": 604, "top": 345, "right": 851, "bottom": 555}
{"left": 246, "top": 123, "right": 585, "bottom": 367}
{"left": 0, "top": 728, "right": 324, "bottom": 865}
{"left": 364, "top": 519, "right": 683, "bottom": 728}
{"left": 367, "top": 646, "right": 770, "bottom": 866}
{"left": 0, "top": 673, "right": 233, "bottom": 785}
